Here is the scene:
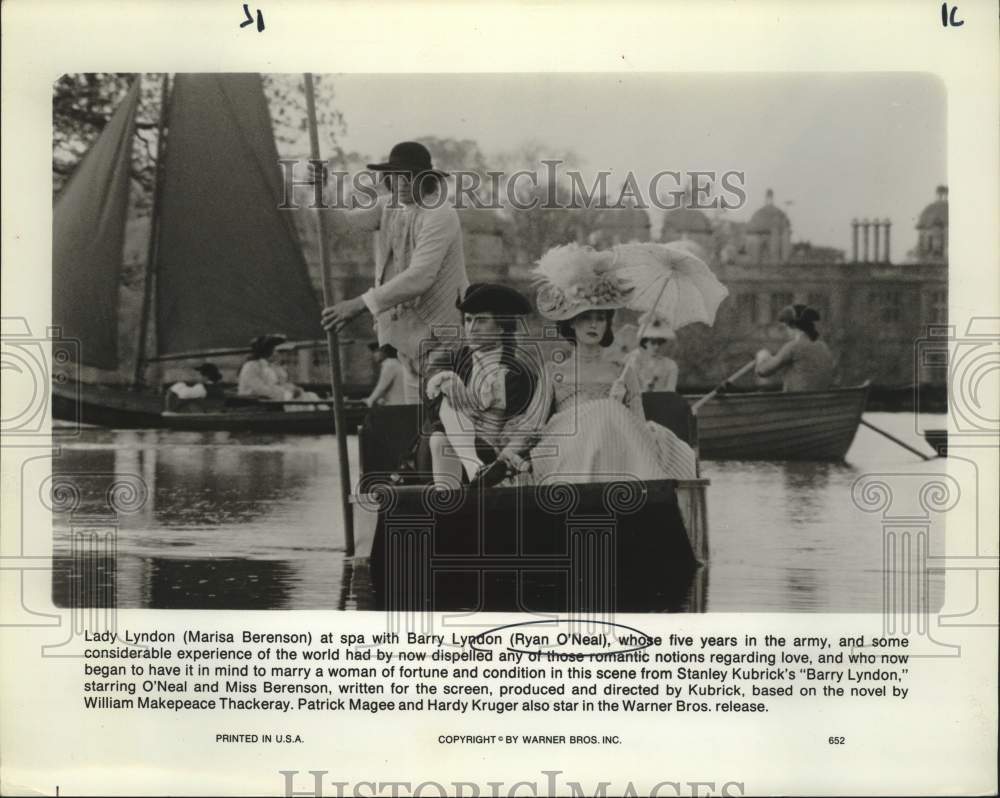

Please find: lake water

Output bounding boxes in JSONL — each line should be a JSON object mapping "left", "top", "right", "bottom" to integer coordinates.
{"left": 51, "top": 412, "right": 948, "bottom": 613}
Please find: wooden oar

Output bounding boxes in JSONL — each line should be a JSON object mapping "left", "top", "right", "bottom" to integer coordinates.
{"left": 304, "top": 73, "right": 355, "bottom": 555}
{"left": 860, "top": 419, "right": 934, "bottom": 461}
{"left": 690, "top": 359, "right": 757, "bottom": 414}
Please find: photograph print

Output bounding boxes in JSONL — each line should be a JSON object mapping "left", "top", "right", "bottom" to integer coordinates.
{"left": 49, "top": 72, "right": 949, "bottom": 613}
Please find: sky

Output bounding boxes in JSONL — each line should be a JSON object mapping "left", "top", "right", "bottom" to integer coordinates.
{"left": 317, "top": 72, "right": 946, "bottom": 258}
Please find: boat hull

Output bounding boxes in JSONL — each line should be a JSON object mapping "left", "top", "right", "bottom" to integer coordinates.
{"left": 52, "top": 380, "right": 367, "bottom": 434}
{"left": 350, "top": 404, "right": 706, "bottom": 612}
{"left": 54, "top": 380, "right": 868, "bottom": 462}
{"left": 353, "top": 479, "right": 701, "bottom": 613}
{"left": 679, "top": 385, "right": 869, "bottom": 461}
{"left": 923, "top": 428, "right": 947, "bottom": 457}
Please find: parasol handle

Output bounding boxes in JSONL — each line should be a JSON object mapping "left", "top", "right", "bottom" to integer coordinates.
{"left": 616, "top": 275, "right": 673, "bottom": 385}
{"left": 691, "top": 359, "right": 757, "bottom": 414}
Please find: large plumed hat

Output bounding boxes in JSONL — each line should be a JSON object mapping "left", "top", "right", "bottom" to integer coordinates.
{"left": 457, "top": 283, "right": 532, "bottom": 316}
{"left": 533, "top": 243, "right": 633, "bottom": 321}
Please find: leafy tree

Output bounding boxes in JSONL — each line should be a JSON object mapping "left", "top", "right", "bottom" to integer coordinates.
{"left": 494, "top": 140, "right": 600, "bottom": 263}
{"left": 414, "top": 135, "right": 490, "bottom": 177}
{"left": 52, "top": 73, "right": 348, "bottom": 204}
{"left": 262, "top": 74, "right": 348, "bottom": 165}
{"left": 52, "top": 73, "right": 161, "bottom": 199}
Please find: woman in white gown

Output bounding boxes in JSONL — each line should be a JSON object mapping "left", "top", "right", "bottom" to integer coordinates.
{"left": 512, "top": 244, "right": 696, "bottom": 484}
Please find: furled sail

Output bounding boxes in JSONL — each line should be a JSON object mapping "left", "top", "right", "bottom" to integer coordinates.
{"left": 154, "top": 74, "right": 323, "bottom": 356}
{"left": 53, "top": 79, "right": 140, "bottom": 369}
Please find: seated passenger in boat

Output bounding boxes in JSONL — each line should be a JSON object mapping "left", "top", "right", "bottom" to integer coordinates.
{"left": 500, "top": 244, "right": 696, "bottom": 485}
{"left": 238, "top": 334, "right": 321, "bottom": 403}
{"left": 164, "top": 362, "right": 224, "bottom": 411}
{"left": 623, "top": 312, "right": 679, "bottom": 392}
{"left": 365, "top": 343, "right": 407, "bottom": 407}
{"left": 424, "top": 283, "right": 538, "bottom": 486}
{"left": 755, "top": 304, "right": 835, "bottom": 392}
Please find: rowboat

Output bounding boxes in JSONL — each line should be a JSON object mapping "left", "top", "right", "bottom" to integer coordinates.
{"left": 52, "top": 379, "right": 369, "bottom": 434}
{"left": 348, "top": 398, "right": 708, "bottom": 613}
{"left": 675, "top": 384, "right": 870, "bottom": 461}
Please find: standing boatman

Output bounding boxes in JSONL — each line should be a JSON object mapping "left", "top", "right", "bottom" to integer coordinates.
{"left": 320, "top": 141, "right": 468, "bottom": 401}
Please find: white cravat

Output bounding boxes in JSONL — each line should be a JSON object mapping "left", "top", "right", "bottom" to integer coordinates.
{"left": 438, "top": 397, "right": 484, "bottom": 481}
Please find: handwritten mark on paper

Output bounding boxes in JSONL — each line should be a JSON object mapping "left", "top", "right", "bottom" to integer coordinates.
{"left": 240, "top": 3, "right": 265, "bottom": 32}
{"left": 941, "top": 3, "right": 964, "bottom": 26}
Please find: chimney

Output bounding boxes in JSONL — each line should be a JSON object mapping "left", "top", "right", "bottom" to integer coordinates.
{"left": 862, "top": 218, "right": 870, "bottom": 263}
{"left": 765, "top": 188, "right": 774, "bottom": 205}
{"left": 936, "top": 185, "right": 948, "bottom": 202}
{"left": 873, "top": 220, "right": 882, "bottom": 263}
{"left": 883, "top": 218, "right": 892, "bottom": 263}
{"left": 851, "top": 218, "right": 859, "bottom": 262}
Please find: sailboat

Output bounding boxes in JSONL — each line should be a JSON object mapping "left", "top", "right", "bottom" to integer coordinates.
{"left": 51, "top": 73, "right": 368, "bottom": 433}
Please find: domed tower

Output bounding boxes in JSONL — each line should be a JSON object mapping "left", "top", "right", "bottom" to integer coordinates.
{"left": 915, "top": 185, "right": 948, "bottom": 262}
{"left": 589, "top": 202, "right": 651, "bottom": 247}
{"left": 746, "top": 188, "right": 792, "bottom": 264}
{"left": 659, "top": 205, "right": 713, "bottom": 250}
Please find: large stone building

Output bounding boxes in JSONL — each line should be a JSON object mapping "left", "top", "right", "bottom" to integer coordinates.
{"left": 289, "top": 184, "right": 948, "bottom": 393}
{"left": 671, "top": 186, "right": 948, "bottom": 388}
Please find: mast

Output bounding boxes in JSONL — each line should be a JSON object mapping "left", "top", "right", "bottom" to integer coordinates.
{"left": 304, "top": 73, "right": 355, "bottom": 554}
{"left": 132, "top": 73, "right": 170, "bottom": 388}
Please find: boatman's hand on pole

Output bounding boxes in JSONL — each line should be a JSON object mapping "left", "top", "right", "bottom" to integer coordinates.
{"left": 321, "top": 296, "right": 369, "bottom": 332}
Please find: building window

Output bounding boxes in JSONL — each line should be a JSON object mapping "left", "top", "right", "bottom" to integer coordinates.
{"left": 737, "top": 293, "right": 758, "bottom": 326}
{"left": 769, "top": 292, "right": 794, "bottom": 321}
{"left": 929, "top": 290, "right": 947, "bottom": 323}
{"left": 807, "top": 292, "right": 830, "bottom": 323}
{"left": 868, "top": 289, "right": 902, "bottom": 323}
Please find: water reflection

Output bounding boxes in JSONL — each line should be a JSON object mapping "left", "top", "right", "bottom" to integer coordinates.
{"left": 51, "top": 413, "right": 947, "bottom": 612}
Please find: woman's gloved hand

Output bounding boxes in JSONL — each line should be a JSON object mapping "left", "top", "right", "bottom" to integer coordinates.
{"left": 497, "top": 446, "right": 530, "bottom": 474}
{"left": 426, "top": 371, "right": 459, "bottom": 400}
{"left": 609, "top": 378, "right": 628, "bottom": 405}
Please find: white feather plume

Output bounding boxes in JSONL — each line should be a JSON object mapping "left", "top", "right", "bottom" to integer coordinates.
{"left": 534, "top": 243, "right": 614, "bottom": 292}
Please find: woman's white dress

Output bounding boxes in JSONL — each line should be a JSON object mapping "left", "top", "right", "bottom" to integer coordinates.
{"left": 527, "top": 366, "right": 696, "bottom": 484}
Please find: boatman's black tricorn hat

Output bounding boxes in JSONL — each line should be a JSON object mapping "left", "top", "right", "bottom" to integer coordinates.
{"left": 457, "top": 283, "right": 533, "bottom": 317}
{"left": 367, "top": 141, "right": 450, "bottom": 177}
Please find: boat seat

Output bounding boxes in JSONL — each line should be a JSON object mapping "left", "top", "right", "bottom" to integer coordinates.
{"left": 359, "top": 404, "right": 423, "bottom": 478}
{"left": 641, "top": 391, "right": 697, "bottom": 447}
{"left": 224, "top": 395, "right": 279, "bottom": 409}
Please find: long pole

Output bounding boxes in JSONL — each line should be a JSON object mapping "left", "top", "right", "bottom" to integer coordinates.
{"left": 690, "top": 359, "right": 757, "bottom": 414}
{"left": 133, "top": 73, "right": 171, "bottom": 389}
{"left": 860, "top": 419, "right": 933, "bottom": 461}
{"left": 304, "top": 73, "right": 355, "bottom": 555}
{"left": 616, "top": 276, "right": 671, "bottom": 384}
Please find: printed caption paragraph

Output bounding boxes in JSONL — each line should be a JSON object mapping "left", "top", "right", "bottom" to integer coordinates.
{"left": 80, "top": 626, "right": 912, "bottom": 715}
